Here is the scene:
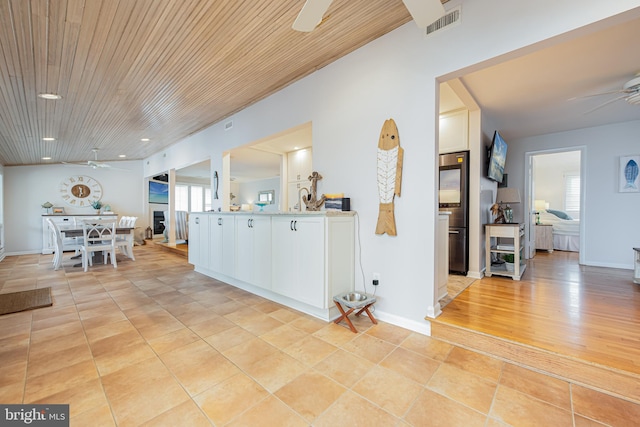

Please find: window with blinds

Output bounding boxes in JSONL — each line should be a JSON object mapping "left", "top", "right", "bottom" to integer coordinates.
{"left": 176, "top": 184, "right": 211, "bottom": 212}
{"left": 564, "top": 173, "right": 580, "bottom": 214}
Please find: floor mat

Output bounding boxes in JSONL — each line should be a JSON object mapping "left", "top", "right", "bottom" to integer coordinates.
{"left": 0, "top": 288, "right": 52, "bottom": 316}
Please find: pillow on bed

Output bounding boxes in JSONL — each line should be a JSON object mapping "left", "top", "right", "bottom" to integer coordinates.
{"left": 546, "top": 209, "right": 573, "bottom": 220}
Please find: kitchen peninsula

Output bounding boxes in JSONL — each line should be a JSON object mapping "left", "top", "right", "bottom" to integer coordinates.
{"left": 188, "top": 211, "right": 355, "bottom": 321}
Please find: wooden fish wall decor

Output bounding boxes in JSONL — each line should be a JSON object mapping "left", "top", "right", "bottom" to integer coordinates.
{"left": 375, "top": 118, "right": 403, "bottom": 236}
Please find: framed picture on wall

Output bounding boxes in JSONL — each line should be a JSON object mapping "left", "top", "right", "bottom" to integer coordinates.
{"left": 619, "top": 155, "right": 639, "bottom": 193}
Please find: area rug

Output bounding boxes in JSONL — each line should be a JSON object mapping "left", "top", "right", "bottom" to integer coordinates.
{"left": 439, "top": 276, "right": 476, "bottom": 308}
{"left": 0, "top": 288, "right": 52, "bottom": 316}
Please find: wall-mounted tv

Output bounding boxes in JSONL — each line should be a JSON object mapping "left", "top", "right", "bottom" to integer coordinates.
{"left": 149, "top": 180, "right": 169, "bottom": 204}
{"left": 487, "top": 130, "right": 507, "bottom": 183}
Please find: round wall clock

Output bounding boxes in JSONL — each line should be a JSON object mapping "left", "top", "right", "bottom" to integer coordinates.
{"left": 59, "top": 175, "right": 103, "bottom": 206}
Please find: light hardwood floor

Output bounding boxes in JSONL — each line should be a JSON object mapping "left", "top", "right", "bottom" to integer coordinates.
{"left": 433, "top": 250, "right": 640, "bottom": 405}
{"left": 1, "top": 245, "right": 639, "bottom": 426}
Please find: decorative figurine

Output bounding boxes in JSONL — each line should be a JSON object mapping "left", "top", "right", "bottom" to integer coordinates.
{"left": 491, "top": 203, "right": 506, "bottom": 224}
{"left": 303, "top": 171, "right": 326, "bottom": 211}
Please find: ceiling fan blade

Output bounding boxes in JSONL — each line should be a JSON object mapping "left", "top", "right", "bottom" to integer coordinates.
{"left": 568, "top": 89, "right": 626, "bottom": 101}
{"left": 402, "top": 0, "right": 446, "bottom": 28}
{"left": 583, "top": 94, "right": 628, "bottom": 115}
{"left": 292, "top": 0, "right": 334, "bottom": 32}
{"left": 61, "top": 161, "right": 88, "bottom": 167}
{"left": 88, "top": 160, "right": 110, "bottom": 168}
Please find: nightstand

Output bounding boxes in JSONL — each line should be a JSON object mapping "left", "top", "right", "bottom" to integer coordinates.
{"left": 535, "top": 224, "right": 554, "bottom": 253}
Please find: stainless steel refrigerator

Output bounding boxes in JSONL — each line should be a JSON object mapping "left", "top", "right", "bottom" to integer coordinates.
{"left": 439, "top": 151, "right": 469, "bottom": 275}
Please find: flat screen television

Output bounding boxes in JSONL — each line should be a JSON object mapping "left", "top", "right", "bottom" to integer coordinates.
{"left": 487, "top": 131, "right": 507, "bottom": 183}
{"left": 149, "top": 180, "right": 169, "bottom": 204}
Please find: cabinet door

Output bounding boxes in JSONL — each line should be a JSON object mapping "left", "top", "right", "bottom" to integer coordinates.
{"left": 188, "top": 214, "right": 210, "bottom": 268}
{"left": 221, "top": 216, "right": 235, "bottom": 276}
{"left": 439, "top": 109, "right": 469, "bottom": 154}
{"left": 294, "top": 217, "right": 325, "bottom": 308}
{"left": 251, "top": 216, "right": 272, "bottom": 289}
{"left": 235, "top": 215, "right": 253, "bottom": 283}
{"left": 271, "top": 217, "right": 298, "bottom": 297}
{"left": 210, "top": 216, "right": 235, "bottom": 276}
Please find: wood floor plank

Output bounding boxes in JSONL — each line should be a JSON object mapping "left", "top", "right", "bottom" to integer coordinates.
{"left": 433, "top": 250, "right": 640, "bottom": 399}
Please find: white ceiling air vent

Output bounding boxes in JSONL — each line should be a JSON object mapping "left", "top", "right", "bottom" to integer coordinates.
{"left": 425, "top": 5, "right": 460, "bottom": 37}
{"left": 224, "top": 120, "right": 233, "bottom": 131}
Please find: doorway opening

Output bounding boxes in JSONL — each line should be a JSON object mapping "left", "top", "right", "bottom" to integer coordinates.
{"left": 526, "top": 148, "right": 585, "bottom": 264}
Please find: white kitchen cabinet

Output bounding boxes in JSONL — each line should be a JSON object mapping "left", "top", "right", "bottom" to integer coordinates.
{"left": 439, "top": 108, "right": 469, "bottom": 154}
{"left": 235, "top": 215, "right": 271, "bottom": 289}
{"left": 272, "top": 216, "right": 325, "bottom": 308}
{"left": 287, "top": 148, "right": 312, "bottom": 182}
{"left": 437, "top": 213, "right": 450, "bottom": 301}
{"left": 188, "top": 213, "right": 210, "bottom": 268}
{"left": 188, "top": 211, "right": 355, "bottom": 321}
{"left": 210, "top": 214, "right": 235, "bottom": 277}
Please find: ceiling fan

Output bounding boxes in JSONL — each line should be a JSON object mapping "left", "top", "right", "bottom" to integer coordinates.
{"left": 578, "top": 74, "right": 640, "bottom": 113}
{"left": 62, "top": 148, "right": 116, "bottom": 169}
{"left": 292, "top": 0, "right": 446, "bottom": 32}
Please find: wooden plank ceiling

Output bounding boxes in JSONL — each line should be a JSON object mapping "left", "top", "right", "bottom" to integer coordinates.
{"left": 0, "top": 0, "right": 432, "bottom": 166}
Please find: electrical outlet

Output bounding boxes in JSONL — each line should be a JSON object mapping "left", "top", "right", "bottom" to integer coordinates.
{"left": 372, "top": 272, "right": 380, "bottom": 286}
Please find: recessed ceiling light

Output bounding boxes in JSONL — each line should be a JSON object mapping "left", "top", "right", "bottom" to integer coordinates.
{"left": 42, "top": 156, "right": 52, "bottom": 160}
{"left": 141, "top": 138, "right": 150, "bottom": 142}
{"left": 118, "top": 154, "right": 126, "bottom": 158}
{"left": 38, "top": 93, "right": 62, "bottom": 100}
{"left": 42, "top": 137, "right": 55, "bottom": 141}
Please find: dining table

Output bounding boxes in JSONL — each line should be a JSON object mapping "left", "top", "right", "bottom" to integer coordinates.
{"left": 61, "top": 227, "right": 135, "bottom": 263}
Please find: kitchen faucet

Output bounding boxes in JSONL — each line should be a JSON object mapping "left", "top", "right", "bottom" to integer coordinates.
{"left": 298, "top": 187, "right": 309, "bottom": 212}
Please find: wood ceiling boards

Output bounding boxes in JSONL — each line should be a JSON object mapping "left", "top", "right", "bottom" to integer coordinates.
{"left": 0, "top": 0, "right": 429, "bottom": 166}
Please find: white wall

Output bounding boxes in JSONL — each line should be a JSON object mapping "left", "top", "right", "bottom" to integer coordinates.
{"left": 506, "top": 121, "right": 640, "bottom": 269}
{"left": 141, "top": 1, "right": 640, "bottom": 333}
{"left": 4, "top": 161, "right": 144, "bottom": 254}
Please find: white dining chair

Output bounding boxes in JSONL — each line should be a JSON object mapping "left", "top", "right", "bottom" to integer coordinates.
{"left": 79, "top": 218, "right": 118, "bottom": 272}
{"left": 116, "top": 216, "right": 137, "bottom": 260}
{"left": 46, "top": 218, "right": 83, "bottom": 270}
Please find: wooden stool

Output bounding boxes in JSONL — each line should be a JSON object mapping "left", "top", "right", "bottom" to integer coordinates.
{"left": 333, "top": 292, "right": 377, "bottom": 333}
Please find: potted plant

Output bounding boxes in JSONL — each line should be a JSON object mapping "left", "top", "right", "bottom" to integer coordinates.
{"left": 41, "top": 201, "right": 53, "bottom": 214}
{"left": 90, "top": 200, "right": 103, "bottom": 214}
{"left": 503, "top": 253, "right": 515, "bottom": 272}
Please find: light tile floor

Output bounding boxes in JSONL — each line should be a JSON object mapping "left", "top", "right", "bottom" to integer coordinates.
{"left": 1, "top": 245, "right": 639, "bottom": 426}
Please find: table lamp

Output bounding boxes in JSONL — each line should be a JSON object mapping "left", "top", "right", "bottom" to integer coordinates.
{"left": 534, "top": 199, "right": 547, "bottom": 211}
{"left": 496, "top": 187, "right": 521, "bottom": 223}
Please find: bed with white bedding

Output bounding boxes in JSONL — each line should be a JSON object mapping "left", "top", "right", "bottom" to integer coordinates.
{"left": 538, "top": 210, "right": 580, "bottom": 252}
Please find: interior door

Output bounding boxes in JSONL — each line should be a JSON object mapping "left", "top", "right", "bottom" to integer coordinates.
{"left": 526, "top": 154, "right": 536, "bottom": 259}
